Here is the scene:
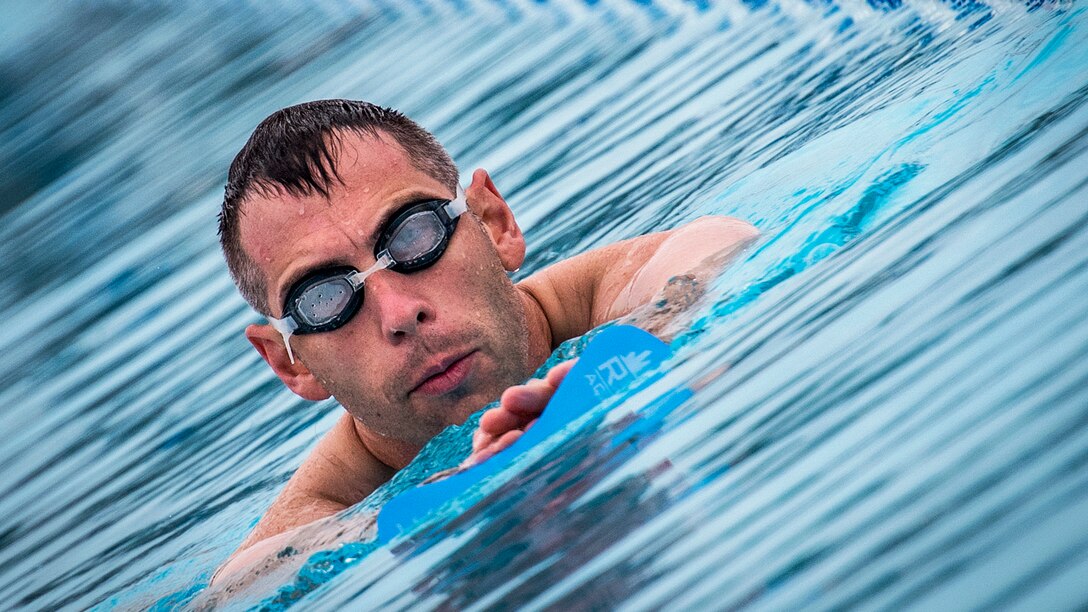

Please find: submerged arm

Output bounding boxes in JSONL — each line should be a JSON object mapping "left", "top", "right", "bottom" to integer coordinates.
{"left": 211, "top": 412, "right": 393, "bottom": 586}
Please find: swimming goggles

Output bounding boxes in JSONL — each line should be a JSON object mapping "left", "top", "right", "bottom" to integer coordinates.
{"left": 269, "top": 186, "right": 468, "bottom": 363}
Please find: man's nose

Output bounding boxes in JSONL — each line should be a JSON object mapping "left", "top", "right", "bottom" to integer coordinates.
{"left": 366, "top": 273, "right": 434, "bottom": 342}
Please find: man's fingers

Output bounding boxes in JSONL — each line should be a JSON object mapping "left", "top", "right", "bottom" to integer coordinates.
{"left": 472, "top": 427, "right": 493, "bottom": 452}
{"left": 479, "top": 406, "right": 523, "bottom": 435}
{"left": 501, "top": 376, "right": 565, "bottom": 416}
{"left": 463, "top": 447, "right": 493, "bottom": 467}
{"left": 469, "top": 359, "right": 578, "bottom": 466}
{"left": 490, "top": 429, "right": 523, "bottom": 454}
{"left": 544, "top": 358, "right": 577, "bottom": 387}
{"left": 496, "top": 359, "right": 579, "bottom": 419}
{"left": 464, "top": 429, "right": 523, "bottom": 468}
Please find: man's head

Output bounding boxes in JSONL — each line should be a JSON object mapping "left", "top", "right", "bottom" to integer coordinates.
{"left": 219, "top": 99, "right": 533, "bottom": 453}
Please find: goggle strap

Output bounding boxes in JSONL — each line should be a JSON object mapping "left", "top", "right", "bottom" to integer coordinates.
{"left": 443, "top": 185, "right": 468, "bottom": 219}
{"left": 349, "top": 252, "right": 394, "bottom": 288}
{"left": 283, "top": 337, "right": 295, "bottom": 364}
{"left": 268, "top": 315, "right": 298, "bottom": 364}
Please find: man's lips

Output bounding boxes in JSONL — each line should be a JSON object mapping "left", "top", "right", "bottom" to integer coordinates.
{"left": 411, "top": 351, "right": 476, "bottom": 396}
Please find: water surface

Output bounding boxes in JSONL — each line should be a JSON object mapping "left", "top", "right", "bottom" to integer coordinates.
{"left": 1, "top": 1, "right": 1086, "bottom": 609}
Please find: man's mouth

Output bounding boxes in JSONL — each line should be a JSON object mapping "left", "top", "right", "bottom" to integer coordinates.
{"left": 411, "top": 351, "right": 476, "bottom": 396}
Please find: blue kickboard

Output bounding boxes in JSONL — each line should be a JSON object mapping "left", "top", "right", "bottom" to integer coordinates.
{"left": 373, "top": 324, "right": 683, "bottom": 545}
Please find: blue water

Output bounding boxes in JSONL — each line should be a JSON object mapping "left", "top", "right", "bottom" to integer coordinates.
{"left": 1, "top": 1, "right": 1086, "bottom": 610}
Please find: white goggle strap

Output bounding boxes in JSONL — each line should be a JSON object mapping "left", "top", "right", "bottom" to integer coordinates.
{"left": 268, "top": 314, "right": 299, "bottom": 364}
{"left": 442, "top": 185, "right": 468, "bottom": 219}
{"left": 347, "top": 251, "right": 394, "bottom": 288}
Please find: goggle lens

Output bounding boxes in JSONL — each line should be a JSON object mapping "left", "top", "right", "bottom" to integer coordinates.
{"left": 295, "top": 277, "right": 355, "bottom": 327}
{"left": 386, "top": 211, "right": 446, "bottom": 264}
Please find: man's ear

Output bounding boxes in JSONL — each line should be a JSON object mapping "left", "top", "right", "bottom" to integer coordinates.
{"left": 467, "top": 168, "right": 526, "bottom": 272}
{"left": 245, "top": 324, "right": 332, "bottom": 401}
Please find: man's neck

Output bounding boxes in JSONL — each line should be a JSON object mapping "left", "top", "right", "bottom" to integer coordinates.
{"left": 518, "top": 284, "right": 554, "bottom": 367}
{"left": 353, "top": 420, "right": 422, "bottom": 471}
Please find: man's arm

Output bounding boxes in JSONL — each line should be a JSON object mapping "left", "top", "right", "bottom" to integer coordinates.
{"left": 518, "top": 215, "right": 759, "bottom": 345}
{"left": 470, "top": 215, "right": 759, "bottom": 463}
{"left": 212, "top": 412, "right": 393, "bottom": 584}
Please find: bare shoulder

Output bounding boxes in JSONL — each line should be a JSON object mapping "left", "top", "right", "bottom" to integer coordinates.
{"left": 215, "top": 412, "right": 393, "bottom": 583}
{"left": 516, "top": 234, "right": 656, "bottom": 347}
{"left": 518, "top": 215, "right": 758, "bottom": 346}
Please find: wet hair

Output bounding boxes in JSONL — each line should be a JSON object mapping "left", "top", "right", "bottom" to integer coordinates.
{"left": 218, "top": 99, "right": 459, "bottom": 316}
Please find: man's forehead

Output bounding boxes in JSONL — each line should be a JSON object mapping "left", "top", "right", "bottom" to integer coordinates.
{"left": 242, "top": 131, "right": 441, "bottom": 229}
{"left": 331, "top": 129, "right": 417, "bottom": 182}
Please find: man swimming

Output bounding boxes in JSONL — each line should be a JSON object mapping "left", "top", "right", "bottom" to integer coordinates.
{"left": 213, "top": 99, "right": 757, "bottom": 582}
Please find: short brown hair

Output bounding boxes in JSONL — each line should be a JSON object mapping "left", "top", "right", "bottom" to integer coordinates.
{"left": 218, "top": 99, "right": 459, "bottom": 316}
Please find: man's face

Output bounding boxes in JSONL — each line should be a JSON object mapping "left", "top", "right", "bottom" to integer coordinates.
{"left": 238, "top": 130, "right": 531, "bottom": 449}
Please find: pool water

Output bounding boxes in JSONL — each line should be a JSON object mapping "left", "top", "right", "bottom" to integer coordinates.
{"left": 1, "top": 1, "right": 1086, "bottom": 610}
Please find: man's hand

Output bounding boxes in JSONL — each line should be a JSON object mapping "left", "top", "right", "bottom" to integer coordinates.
{"left": 463, "top": 359, "right": 578, "bottom": 467}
